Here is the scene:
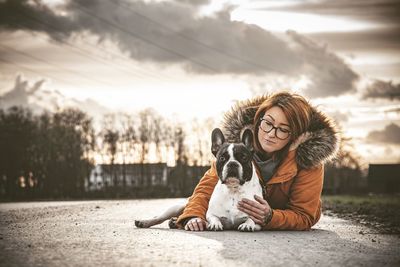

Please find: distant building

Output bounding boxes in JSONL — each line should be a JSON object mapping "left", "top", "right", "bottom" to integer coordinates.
{"left": 86, "top": 163, "right": 211, "bottom": 197}
{"left": 367, "top": 164, "right": 400, "bottom": 193}
{"left": 86, "top": 163, "right": 168, "bottom": 192}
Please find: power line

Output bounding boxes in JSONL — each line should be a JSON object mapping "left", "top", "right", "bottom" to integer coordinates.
{"left": 11, "top": 20, "right": 156, "bottom": 82}
{"left": 108, "top": 1, "right": 358, "bottom": 89}
{"left": 6, "top": 1, "right": 352, "bottom": 92}
{"left": 72, "top": 2, "right": 356, "bottom": 89}
{"left": 0, "top": 57, "right": 83, "bottom": 88}
{"left": 0, "top": 44, "right": 118, "bottom": 88}
{"left": 71, "top": 1, "right": 220, "bottom": 73}
{"left": 110, "top": 0, "right": 286, "bottom": 74}
{"left": 11, "top": 10, "right": 176, "bottom": 83}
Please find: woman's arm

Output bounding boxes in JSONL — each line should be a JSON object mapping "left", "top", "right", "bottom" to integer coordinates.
{"left": 265, "top": 164, "right": 324, "bottom": 230}
{"left": 176, "top": 161, "right": 219, "bottom": 228}
{"left": 237, "top": 164, "right": 323, "bottom": 230}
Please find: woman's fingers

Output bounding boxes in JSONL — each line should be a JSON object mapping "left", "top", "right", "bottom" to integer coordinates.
{"left": 185, "top": 219, "right": 194, "bottom": 231}
{"left": 240, "top": 198, "right": 265, "bottom": 211}
{"left": 197, "top": 219, "right": 205, "bottom": 231}
{"left": 185, "top": 218, "right": 205, "bottom": 231}
{"left": 238, "top": 196, "right": 272, "bottom": 225}
{"left": 238, "top": 200, "right": 265, "bottom": 217}
{"left": 254, "top": 195, "right": 268, "bottom": 205}
{"left": 184, "top": 221, "right": 192, "bottom": 231}
{"left": 237, "top": 204, "right": 264, "bottom": 221}
{"left": 193, "top": 220, "right": 200, "bottom": 231}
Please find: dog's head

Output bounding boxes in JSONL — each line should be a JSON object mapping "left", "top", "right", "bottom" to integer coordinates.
{"left": 211, "top": 128, "right": 254, "bottom": 187}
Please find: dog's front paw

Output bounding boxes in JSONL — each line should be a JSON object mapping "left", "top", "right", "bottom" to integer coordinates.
{"left": 238, "top": 220, "right": 261, "bottom": 232}
{"left": 207, "top": 220, "right": 224, "bottom": 231}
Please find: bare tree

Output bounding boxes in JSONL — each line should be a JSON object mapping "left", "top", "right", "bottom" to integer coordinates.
{"left": 118, "top": 113, "right": 136, "bottom": 190}
{"left": 138, "top": 109, "right": 156, "bottom": 186}
{"left": 324, "top": 128, "right": 363, "bottom": 194}
{"left": 101, "top": 114, "right": 119, "bottom": 190}
{"left": 189, "top": 117, "right": 215, "bottom": 166}
{"left": 0, "top": 107, "right": 36, "bottom": 198}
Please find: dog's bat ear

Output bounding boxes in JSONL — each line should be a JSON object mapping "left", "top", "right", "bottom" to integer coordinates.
{"left": 241, "top": 129, "right": 254, "bottom": 153}
{"left": 211, "top": 128, "right": 225, "bottom": 157}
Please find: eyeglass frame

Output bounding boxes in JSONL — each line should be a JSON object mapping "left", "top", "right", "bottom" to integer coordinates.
{"left": 258, "top": 118, "right": 291, "bottom": 140}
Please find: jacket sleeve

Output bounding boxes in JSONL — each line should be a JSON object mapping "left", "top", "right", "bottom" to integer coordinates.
{"left": 176, "top": 161, "right": 219, "bottom": 228}
{"left": 264, "top": 164, "right": 324, "bottom": 231}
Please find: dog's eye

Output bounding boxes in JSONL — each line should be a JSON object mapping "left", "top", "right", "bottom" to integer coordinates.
{"left": 219, "top": 156, "right": 226, "bottom": 161}
{"left": 241, "top": 155, "right": 249, "bottom": 161}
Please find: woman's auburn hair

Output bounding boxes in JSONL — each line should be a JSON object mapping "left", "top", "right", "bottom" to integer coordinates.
{"left": 253, "top": 91, "right": 312, "bottom": 161}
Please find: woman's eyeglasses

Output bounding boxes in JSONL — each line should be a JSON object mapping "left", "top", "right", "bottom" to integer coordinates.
{"left": 259, "top": 118, "right": 291, "bottom": 140}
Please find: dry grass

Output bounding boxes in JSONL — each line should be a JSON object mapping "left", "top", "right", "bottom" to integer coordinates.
{"left": 322, "top": 194, "right": 400, "bottom": 234}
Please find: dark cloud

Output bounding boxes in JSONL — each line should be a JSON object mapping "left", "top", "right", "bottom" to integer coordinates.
{"left": 263, "top": 0, "right": 400, "bottom": 55}
{"left": 262, "top": 0, "right": 400, "bottom": 26}
{"left": 307, "top": 26, "right": 400, "bottom": 52}
{"left": 0, "top": 0, "right": 79, "bottom": 41}
{"left": 367, "top": 123, "right": 400, "bottom": 144}
{"left": 175, "top": 0, "right": 210, "bottom": 6}
{"left": 287, "top": 30, "right": 359, "bottom": 98}
{"left": 0, "top": 0, "right": 302, "bottom": 75}
{"left": 362, "top": 80, "right": 400, "bottom": 101}
{"left": 384, "top": 107, "right": 400, "bottom": 113}
{"left": 0, "top": 0, "right": 361, "bottom": 98}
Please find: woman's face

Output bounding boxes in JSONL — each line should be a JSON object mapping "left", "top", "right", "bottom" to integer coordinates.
{"left": 257, "top": 106, "right": 291, "bottom": 154}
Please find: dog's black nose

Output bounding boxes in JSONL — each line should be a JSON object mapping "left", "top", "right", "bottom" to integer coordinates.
{"left": 226, "top": 161, "right": 240, "bottom": 177}
{"left": 227, "top": 161, "right": 239, "bottom": 169}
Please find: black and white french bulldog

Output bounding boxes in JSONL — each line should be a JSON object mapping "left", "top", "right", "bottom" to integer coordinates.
{"left": 135, "top": 128, "right": 263, "bottom": 232}
{"left": 206, "top": 128, "right": 263, "bottom": 231}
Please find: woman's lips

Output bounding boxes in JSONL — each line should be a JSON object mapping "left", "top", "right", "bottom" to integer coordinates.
{"left": 264, "top": 139, "right": 276, "bottom": 144}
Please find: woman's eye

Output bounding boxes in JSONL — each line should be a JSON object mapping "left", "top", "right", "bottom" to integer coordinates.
{"left": 280, "top": 128, "right": 290, "bottom": 133}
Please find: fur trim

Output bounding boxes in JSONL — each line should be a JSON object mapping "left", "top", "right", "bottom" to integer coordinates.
{"left": 222, "top": 95, "right": 267, "bottom": 143}
{"left": 221, "top": 95, "right": 340, "bottom": 169}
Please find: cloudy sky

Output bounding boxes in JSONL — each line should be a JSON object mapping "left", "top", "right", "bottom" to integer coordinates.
{"left": 0, "top": 0, "right": 399, "bottom": 164}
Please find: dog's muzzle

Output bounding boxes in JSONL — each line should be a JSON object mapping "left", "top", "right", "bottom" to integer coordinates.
{"left": 222, "top": 161, "right": 244, "bottom": 185}
{"left": 227, "top": 161, "right": 240, "bottom": 177}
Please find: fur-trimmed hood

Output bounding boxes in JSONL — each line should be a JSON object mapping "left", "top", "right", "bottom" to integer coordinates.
{"left": 221, "top": 95, "right": 340, "bottom": 169}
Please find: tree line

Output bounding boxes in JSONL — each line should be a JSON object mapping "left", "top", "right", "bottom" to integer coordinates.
{"left": 0, "top": 106, "right": 215, "bottom": 200}
{"left": 0, "top": 105, "right": 363, "bottom": 200}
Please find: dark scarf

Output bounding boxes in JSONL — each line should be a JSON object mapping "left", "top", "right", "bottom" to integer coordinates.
{"left": 253, "top": 152, "right": 280, "bottom": 183}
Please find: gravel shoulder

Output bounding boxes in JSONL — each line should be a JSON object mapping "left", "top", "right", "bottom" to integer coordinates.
{"left": 1, "top": 199, "right": 399, "bottom": 267}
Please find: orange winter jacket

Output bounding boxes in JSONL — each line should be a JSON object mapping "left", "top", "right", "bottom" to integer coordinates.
{"left": 176, "top": 95, "right": 337, "bottom": 230}
{"left": 176, "top": 149, "right": 324, "bottom": 231}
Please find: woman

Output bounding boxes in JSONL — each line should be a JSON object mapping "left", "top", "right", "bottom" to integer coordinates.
{"left": 176, "top": 91, "right": 339, "bottom": 231}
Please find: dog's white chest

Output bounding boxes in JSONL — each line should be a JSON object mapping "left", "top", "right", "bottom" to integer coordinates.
{"left": 206, "top": 165, "right": 263, "bottom": 229}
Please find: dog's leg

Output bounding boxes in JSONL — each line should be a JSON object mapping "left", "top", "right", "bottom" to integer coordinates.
{"left": 135, "top": 200, "right": 187, "bottom": 228}
{"left": 237, "top": 218, "right": 261, "bottom": 232}
{"left": 206, "top": 214, "right": 224, "bottom": 231}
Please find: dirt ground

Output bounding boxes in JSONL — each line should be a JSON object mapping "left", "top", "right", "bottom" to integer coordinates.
{"left": 322, "top": 194, "right": 400, "bottom": 235}
{"left": 1, "top": 199, "right": 400, "bottom": 267}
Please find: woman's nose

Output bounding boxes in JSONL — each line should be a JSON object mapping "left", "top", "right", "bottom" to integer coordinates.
{"left": 267, "top": 129, "right": 276, "bottom": 138}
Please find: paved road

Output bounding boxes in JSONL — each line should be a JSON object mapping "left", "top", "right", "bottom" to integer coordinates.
{"left": 0, "top": 199, "right": 399, "bottom": 267}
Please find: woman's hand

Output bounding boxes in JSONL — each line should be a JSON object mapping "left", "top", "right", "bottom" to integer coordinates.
{"left": 184, "top": 217, "right": 207, "bottom": 231}
{"left": 237, "top": 195, "right": 273, "bottom": 226}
